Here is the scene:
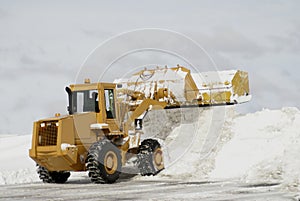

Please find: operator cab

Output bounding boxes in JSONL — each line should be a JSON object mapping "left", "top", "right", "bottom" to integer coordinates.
{"left": 65, "top": 82, "right": 118, "bottom": 121}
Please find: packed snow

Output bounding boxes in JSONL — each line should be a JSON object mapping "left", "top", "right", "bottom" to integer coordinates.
{"left": 0, "top": 107, "right": 300, "bottom": 195}
{"left": 0, "top": 135, "right": 38, "bottom": 184}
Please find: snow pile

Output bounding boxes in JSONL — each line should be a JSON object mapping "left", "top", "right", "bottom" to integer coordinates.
{"left": 153, "top": 106, "right": 236, "bottom": 180}
{"left": 191, "top": 70, "right": 237, "bottom": 89}
{"left": 0, "top": 135, "right": 39, "bottom": 185}
{"left": 145, "top": 106, "right": 300, "bottom": 193}
{"left": 245, "top": 108, "right": 300, "bottom": 192}
{"left": 0, "top": 169, "right": 38, "bottom": 185}
{"left": 211, "top": 107, "right": 300, "bottom": 192}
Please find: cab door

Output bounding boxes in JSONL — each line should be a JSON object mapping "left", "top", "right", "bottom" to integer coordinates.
{"left": 103, "top": 88, "right": 120, "bottom": 132}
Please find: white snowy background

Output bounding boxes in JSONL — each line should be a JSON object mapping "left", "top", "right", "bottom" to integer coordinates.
{"left": 0, "top": 0, "right": 300, "bottom": 197}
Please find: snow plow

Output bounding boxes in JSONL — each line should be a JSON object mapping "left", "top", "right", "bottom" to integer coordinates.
{"left": 29, "top": 65, "right": 251, "bottom": 184}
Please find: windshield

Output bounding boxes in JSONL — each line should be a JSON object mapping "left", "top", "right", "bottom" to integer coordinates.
{"left": 68, "top": 89, "right": 99, "bottom": 114}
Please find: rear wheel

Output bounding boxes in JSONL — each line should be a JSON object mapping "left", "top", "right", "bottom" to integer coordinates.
{"left": 137, "top": 139, "right": 164, "bottom": 176}
{"left": 37, "top": 165, "right": 70, "bottom": 183}
{"left": 86, "top": 139, "right": 122, "bottom": 184}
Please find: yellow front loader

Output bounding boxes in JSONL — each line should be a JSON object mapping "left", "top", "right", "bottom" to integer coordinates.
{"left": 29, "top": 65, "right": 251, "bottom": 184}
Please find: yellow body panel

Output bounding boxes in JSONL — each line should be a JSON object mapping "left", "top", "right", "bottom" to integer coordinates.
{"left": 29, "top": 113, "right": 97, "bottom": 171}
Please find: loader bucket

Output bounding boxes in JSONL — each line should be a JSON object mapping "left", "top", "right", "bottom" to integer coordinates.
{"left": 115, "top": 66, "right": 251, "bottom": 108}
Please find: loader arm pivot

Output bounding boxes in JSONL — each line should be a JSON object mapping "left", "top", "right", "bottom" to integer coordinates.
{"left": 126, "top": 98, "right": 167, "bottom": 131}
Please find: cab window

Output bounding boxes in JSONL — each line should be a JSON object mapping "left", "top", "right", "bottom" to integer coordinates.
{"left": 104, "top": 89, "right": 115, "bottom": 118}
{"left": 72, "top": 90, "right": 99, "bottom": 113}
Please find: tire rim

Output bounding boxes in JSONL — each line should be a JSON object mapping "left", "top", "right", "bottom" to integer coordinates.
{"left": 104, "top": 151, "right": 118, "bottom": 174}
{"left": 153, "top": 147, "right": 164, "bottom": 170}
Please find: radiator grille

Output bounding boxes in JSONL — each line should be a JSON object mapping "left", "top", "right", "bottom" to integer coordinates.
{"left": 38, "top": 121, "right": 58, "bottom": 146}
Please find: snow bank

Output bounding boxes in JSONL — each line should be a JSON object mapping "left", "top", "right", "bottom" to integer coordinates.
{"left": 211, "top": 107, "right": 300, "bottom": 192}
{"left": 144, "top": 106, "right": 300, "bottom": 194}
{"left": 155, "top": 106, "right": 235, "bottom": 180}
{"left": 0, "top": 135, "right": 39, "bottom": 185}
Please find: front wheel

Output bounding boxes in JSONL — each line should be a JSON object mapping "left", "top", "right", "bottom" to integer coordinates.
{"left": 137, "top": 139, "right": 164, "bottom": 176}
{"left": 37, "top": 165, "right": 70, "bottom": 183}
{"left": 86, "top": 139, "right": 122, "bottom": 184}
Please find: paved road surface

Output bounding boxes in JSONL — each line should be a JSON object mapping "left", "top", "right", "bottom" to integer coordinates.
{"left": 0, "top": 173, "right": 296, "bottom": 201}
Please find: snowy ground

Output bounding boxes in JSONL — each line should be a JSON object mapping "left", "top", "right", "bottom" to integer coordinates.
{"left": 0, "top": 177, "right": 293, "bottom": 201}
{"left": 0, "top": 107, "right": 300, "bottom": 200}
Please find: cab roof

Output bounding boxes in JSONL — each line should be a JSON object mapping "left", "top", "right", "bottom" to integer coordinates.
{"left": 69, "top": 82, "right": 116, "bottom": 91}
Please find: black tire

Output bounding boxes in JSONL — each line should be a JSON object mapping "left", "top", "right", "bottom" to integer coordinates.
{"left": 137, "top": 139, "right": 164, "bottom": 176}
{"left": 86, "top": 139, "right": 122, "bottom": 184}
{"left": 37, "top": 165, "right": 70, "bottom": 184}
